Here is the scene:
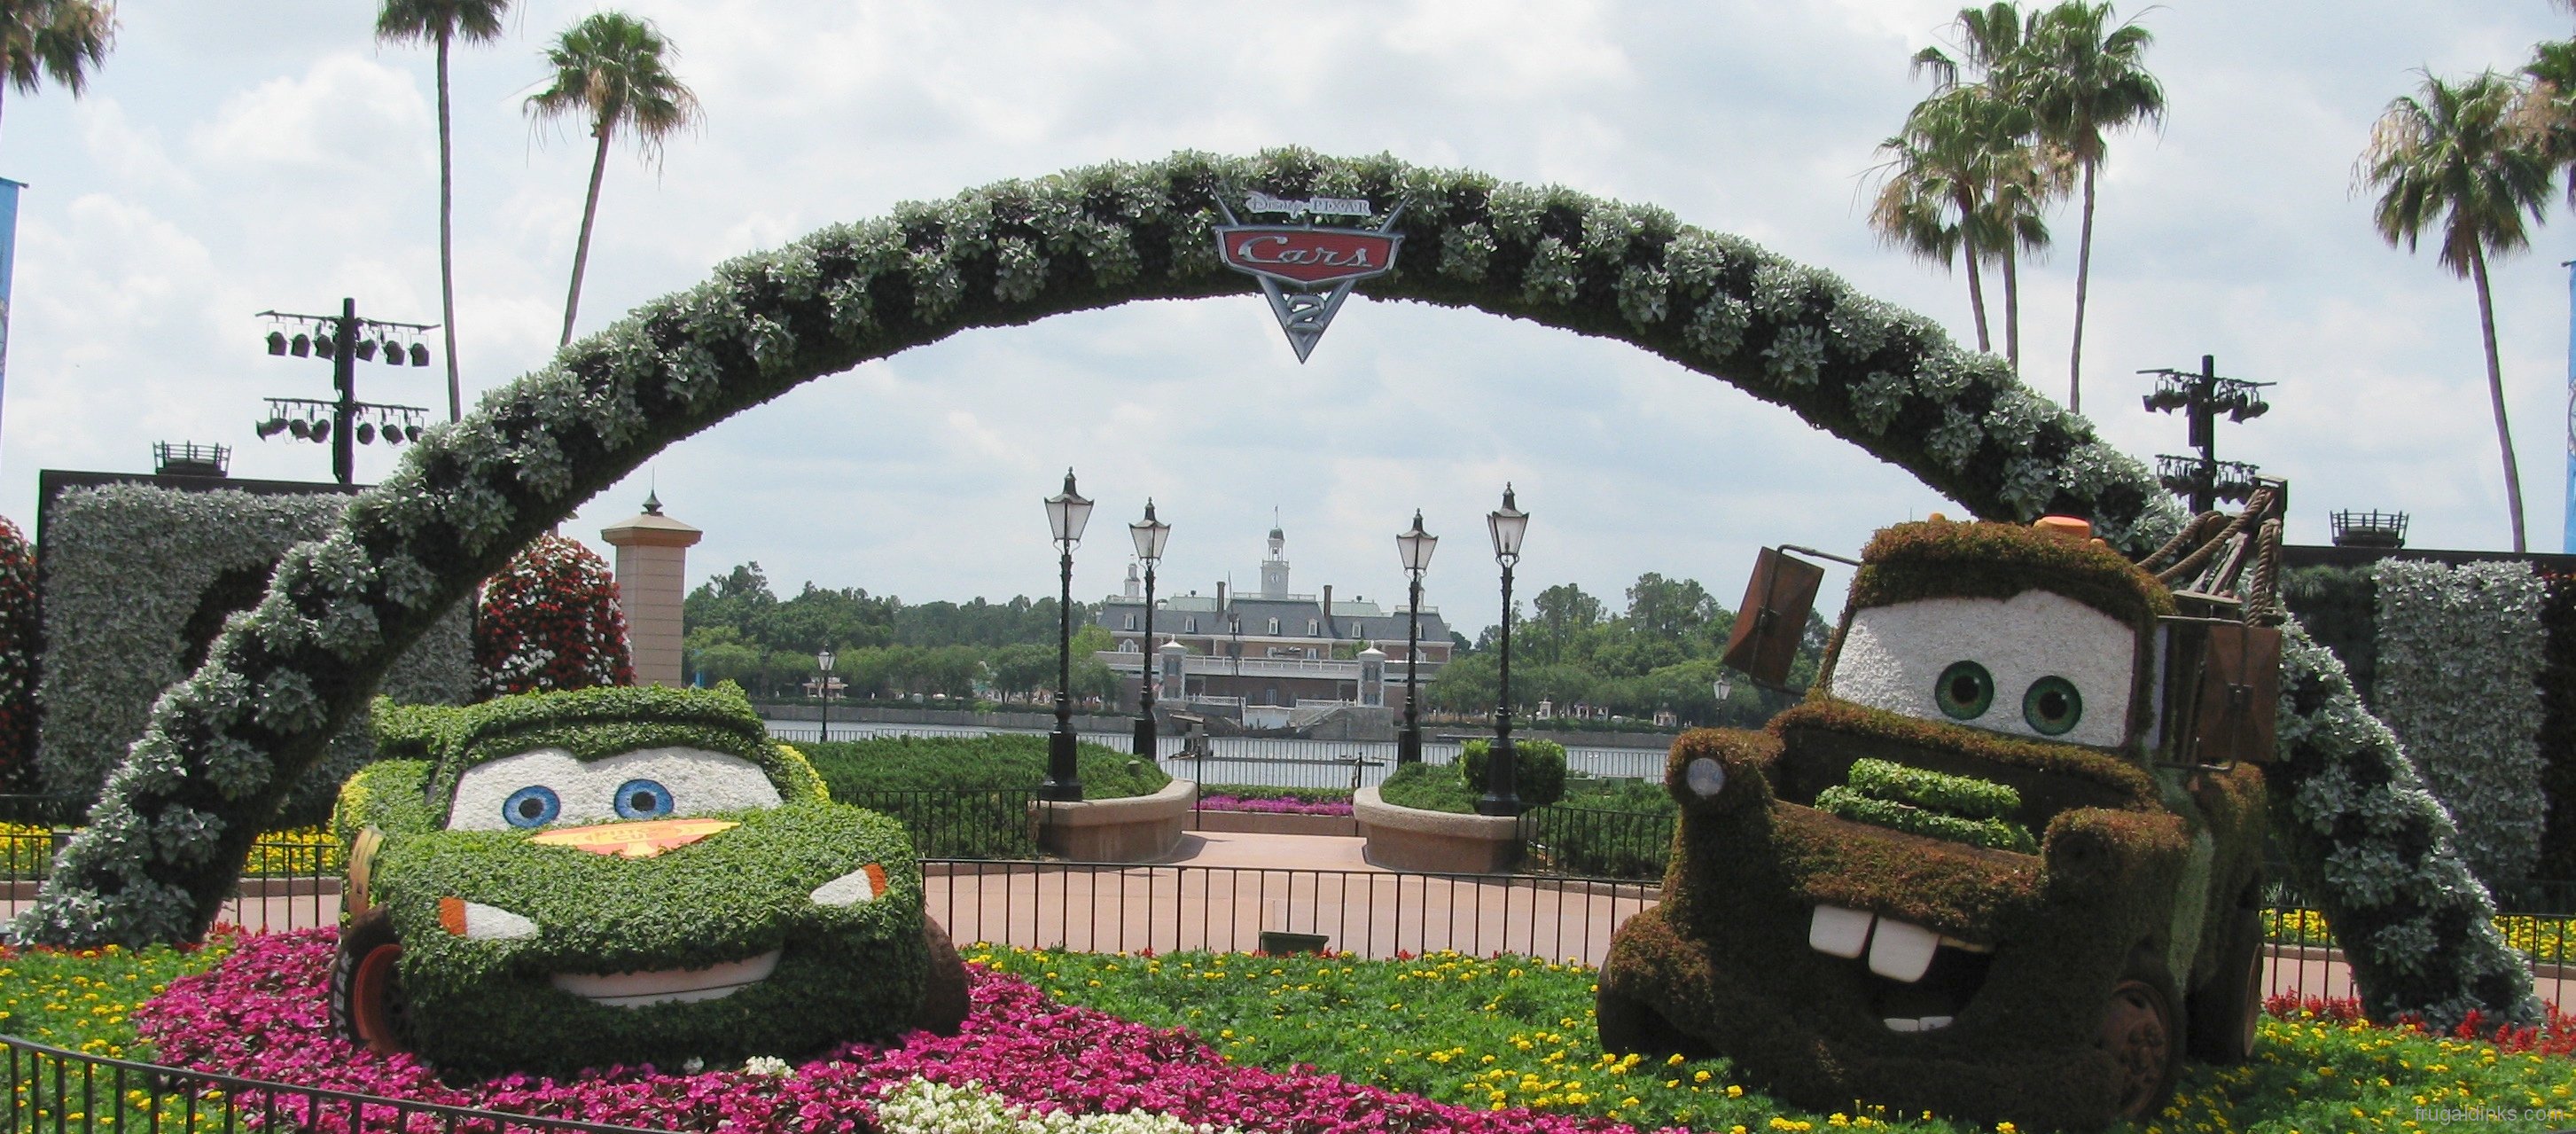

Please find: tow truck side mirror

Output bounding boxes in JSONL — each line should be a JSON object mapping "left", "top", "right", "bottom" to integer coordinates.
{"left": 1723, "top": 547, "right": 1825, "bottom": 689}
{"left": 2154, "top": 617, "right": 2283, "bottom": 770}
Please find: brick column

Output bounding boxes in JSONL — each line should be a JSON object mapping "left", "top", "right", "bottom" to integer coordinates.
{"left": 599, "top": 492, "right": 702, "bottom": 688}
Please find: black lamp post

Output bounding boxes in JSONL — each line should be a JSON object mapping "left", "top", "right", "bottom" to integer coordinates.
{"left": 1042, "top": 469, "right": 1095, "bottom": 802}
{"left": 1479, "top": 485, "right": 1528, "bottom": 817}
{"left": 1129, "top": 499, "right": 1171, "bottom": 757}
{"left": 816, "top": 648, "right": 836, "bottom": 743}
{"left": 1395, "top": 510, "right": 1439, "bottom": 765}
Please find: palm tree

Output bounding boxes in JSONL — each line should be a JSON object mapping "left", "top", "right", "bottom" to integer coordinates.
{"left": 1870, "top": 82, "right": 2050, "bottom": 364}
{"left": 376, "top": 0, "right": 510, "bottom": 424}
{"left": 0, "top": 0, "right": 113, "bottom": 138}
{"left": 2358, "top": 70, "right": 2552, "bottom": 552}
{"left": 1907, "top": 4, "right": 2064, "bottom": 373}
{"left": 1870, "top": 96, "right": 1990, "bottom": 353}
{"left": 2018, "top": 1, "right": 2164, "bottom": 415}
{"left": 526, "top": 11, "right": 699, "bottom": 348}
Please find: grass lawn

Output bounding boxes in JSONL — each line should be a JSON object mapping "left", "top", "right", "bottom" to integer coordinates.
{"left": 972, "top": 944, "right": 2576, "bottom": 1134}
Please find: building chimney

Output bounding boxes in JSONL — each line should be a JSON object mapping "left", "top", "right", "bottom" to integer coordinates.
{"left": 1322, "top": 585, "right": 1333, "bottom": 637}
{"left": 1216, "top": 580, "right": 1227, "bottom": 614}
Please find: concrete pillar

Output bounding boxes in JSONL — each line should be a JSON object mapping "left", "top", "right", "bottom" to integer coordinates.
{"left": 599, "top": 492, "right": 702, "bottom": 687}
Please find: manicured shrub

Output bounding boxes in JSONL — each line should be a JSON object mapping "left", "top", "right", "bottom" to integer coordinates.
{"left": 2372, "top": 560, "right": 2547, "bottom": 887}
{"left": 0, "top": 516, "right": 34, "bottom": 792}
{"left": 1456, "top": 737, "right": 1567, "bottom": 807}
{"left": 31, "top": 484, "right": 472, "bottom": 822}
{"left": 1377, "top": 762, "right": 1475, "bottom": 813}
{"left": 800, "top": 734, "right": 1168, "bottom": 800}
{"left": 1813, "top": 786, "right": 2035, "bottom": 854}
{"left": 475, "top": 534, "right": 633, "bottom": 698}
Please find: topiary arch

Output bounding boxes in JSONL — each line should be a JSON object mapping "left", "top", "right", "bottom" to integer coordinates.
{"left": 9, "top": 149, "right": 2539, "bottom": 1027}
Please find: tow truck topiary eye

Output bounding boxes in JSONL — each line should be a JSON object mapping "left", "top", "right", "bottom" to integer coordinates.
{"left": 325, "top": 684, "right": 969, "bottom": 1079}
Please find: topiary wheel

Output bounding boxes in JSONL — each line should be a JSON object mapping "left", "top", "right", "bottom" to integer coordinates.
{"left": 2095, "top": 970, "right": 2182, "bottom": 1120}
{"left": 1595, "top": 985, "right": 1703, "bottom": 1060}
{"left": 329, "top": 907, "right": 412, "bottom": 1054}
{"left": 2186, "top": 903, "right": 2264, "bottom": 1065}
{"left": 913, "top": 917, "right": 971, "bottom": 1036}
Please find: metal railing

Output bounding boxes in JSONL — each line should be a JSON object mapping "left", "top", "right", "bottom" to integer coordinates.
{"left": 923, "top": 859, "right": 1659, "bottom": 965}
{"left": 3, "top": 1033, "right": 671, "bottom": 1134}
{"left": 1517, "top": 805, "right": 1674, "bottom": 881}
{"left": 837, "top": 788, "right": 1042, "bottom": 859}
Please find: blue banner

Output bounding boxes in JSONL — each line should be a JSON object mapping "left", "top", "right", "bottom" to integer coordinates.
{"left": 0, "top": 177, "right": 19, "bottom": 460}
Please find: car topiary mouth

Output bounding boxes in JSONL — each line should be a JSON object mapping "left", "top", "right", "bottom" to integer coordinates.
{"left": 550, "top": 950, "right": 783, "bottom": 1007}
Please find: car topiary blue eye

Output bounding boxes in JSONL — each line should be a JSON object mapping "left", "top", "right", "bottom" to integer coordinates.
{"left": 614, "top": 778, "right": 675, "bottom": 819}
{"left": 503, "top": 786, "right": 560, "bottom": 828}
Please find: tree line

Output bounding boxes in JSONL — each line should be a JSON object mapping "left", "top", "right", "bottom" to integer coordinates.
{"left": 681, "top": 562, "right": 1118, "bottom": 703}
{"left": 1423, "top": 572, "right": 1826, "bottom": 729}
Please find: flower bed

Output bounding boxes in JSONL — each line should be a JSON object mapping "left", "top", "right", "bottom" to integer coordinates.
{"left": 2267, "top": 906, "right": 2573, "bottom": 965}
{"left": 4, "top": 825, "right": 342, "bottom": 882}
{"left": 0, "top": 933, "right": 230, "bottom": 1059}
{"left": 133, "top": 930, "right": 1673, "bottom": 1134}
{"left": 99, "top": 930, "right": 2576, "bottom": 1134}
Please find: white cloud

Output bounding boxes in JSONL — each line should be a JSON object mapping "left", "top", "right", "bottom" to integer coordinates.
{"left": 1, "top": 0, "right": 2572, "bottom": 637}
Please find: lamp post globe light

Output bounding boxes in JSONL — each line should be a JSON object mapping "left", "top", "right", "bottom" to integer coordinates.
{"left": 1394, "top": 510, "right": 1438, "bottom": 765}
{"left": 816, "top": 648, "right": 837, "bottom": 743}
{"left": 1042, "top": 469, "right": 1095, "bottom": 802}
{"left": 1479, "top": 485, "right": 1529, "bottom": 817}
{"left": 1128, "top": 499, "right": 1172, "bottom": 758}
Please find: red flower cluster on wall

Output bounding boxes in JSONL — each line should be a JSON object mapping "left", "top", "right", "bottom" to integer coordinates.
{"left": 0, "top": 516, "right": 37, "bottom": 790}
{"left": 475, "top": 534, "right": 633, "bottom": 699}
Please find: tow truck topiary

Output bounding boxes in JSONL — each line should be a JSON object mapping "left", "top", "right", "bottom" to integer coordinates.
{"left": 1598, "top": 492, "right": 2289, "bottom": 1130}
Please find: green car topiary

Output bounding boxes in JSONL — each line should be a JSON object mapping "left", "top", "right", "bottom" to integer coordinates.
{"left": 1596, "top": 517, "right": 2272, "bottom": 1132}
{"left": 329, "top": 684, "right": 968, "bottom": 1079}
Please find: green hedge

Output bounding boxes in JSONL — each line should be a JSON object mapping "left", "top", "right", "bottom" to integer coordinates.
{"left": 1813, "top": 785, "right": 2036, "bottom": 854}
{"left": 800, "top": 733, "right": 1169, "bottom": 799}
{"left": 1456, "top": 737, "right": 1567, "bottom": 807}
{"left": 1841, "top": 756, "right": 2020, "bottom": 819}
{"left": 2540, "top": 571, "right": 2576, "bottom": 880}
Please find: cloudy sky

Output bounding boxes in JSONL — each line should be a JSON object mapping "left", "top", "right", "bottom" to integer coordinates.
{"left": 0, "top": 1, "right": 2567, "bottom": 637}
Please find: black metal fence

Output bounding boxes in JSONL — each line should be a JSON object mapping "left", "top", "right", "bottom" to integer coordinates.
{"left": 1517, "top": 805, "right": 1673, "bottom": 880}
{"left": 2, "top": 1034, "right": 671, "bottom": 1134}
{"left": 837, "top": 788, "right": 1041, "bottom": 859}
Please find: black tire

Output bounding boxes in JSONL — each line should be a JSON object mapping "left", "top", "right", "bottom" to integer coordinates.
{"left": 2186, "top": 903, "right": 2263, "bottom": 1065}
{"left": 1596, "top": 986, "right": 1705, "bottom": 1060}
{"left": 913, "top": 918, "right": 971, "bottom": 1036}
{"left": 328, "top": 907, "right": 411, "bottom": 1054}
{"left": 2095, "top": 964, "right": 2183, "bottom": 1121}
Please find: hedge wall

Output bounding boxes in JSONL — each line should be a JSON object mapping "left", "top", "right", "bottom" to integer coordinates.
{"left": 2536, "top": 572, "right": 2576, "bottom": 881}
{"left": 2370, "top": 560, "right": 2548, "bottom": 888}
{"left": 0, "top": 517, "right": 35, "bottom": 792}
{"left": 2279, "top": 566, "right": 2377, "bottom": 707}
{"left": 33, "top": 485, "right": 472, "bottom": 823}
{"left": 8, "top": 148, "right": 2533, "bottom": 1028}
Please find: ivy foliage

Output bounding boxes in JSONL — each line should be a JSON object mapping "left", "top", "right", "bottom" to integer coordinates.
{"left": 32, "top": 485, "right": 472, "bottom": 824}
{"left": 0, "top": 516, "right": 35, "bottom": 791}
{"left": 8, "top": 148, "right": 2525, "bottom": 1027}
{"left": 475, "top": 534, "right": 633, "bottom": 699}
{"left": 2369, "top": 560, "right": 2547, "bottom": 888}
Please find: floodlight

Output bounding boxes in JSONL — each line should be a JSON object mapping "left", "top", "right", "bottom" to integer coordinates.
{"left": 309, "top": 418, "right": 332, "bottom": 443}
{"left": 291, "top": 333, "right": 311, "bottom": 357}
{"left": 355, "top": 339, "right": 377, "bottom": 363}
{"left": 409, "top": 342, "right": 430, "bottom": 367}
{"left": 355, "top": 422, "right": 376, "bottom": 444}
{"left": 288, "top": 418, "right": 311, "bottom": 440}
{"left": 266, "top": 331, "right": 287, "bottom": 356}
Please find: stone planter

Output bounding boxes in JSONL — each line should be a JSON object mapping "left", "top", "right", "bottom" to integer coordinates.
{"left": 1354, "top": 786, "right": 1520, "bottom": 873}
{"left": 1033, "top": 779, "right": 1196, "bottom": 863}
{"left": 1188, "top": 809, "right": 1360, "bottom": 837}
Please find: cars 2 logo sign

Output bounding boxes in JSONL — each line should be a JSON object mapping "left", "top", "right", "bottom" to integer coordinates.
{"left": 1214, "top": 193, "right": 1404, "bottom": 363}
{"left": 1217, "top": 227, "right": 1401, "bottom": 288}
